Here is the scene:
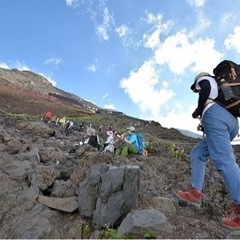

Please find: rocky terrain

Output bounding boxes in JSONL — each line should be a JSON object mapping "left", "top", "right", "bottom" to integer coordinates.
{"left": 1, "top": 68, "right": 240, "bottom": 239}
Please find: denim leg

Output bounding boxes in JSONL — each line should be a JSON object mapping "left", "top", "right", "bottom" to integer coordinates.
{"left": 190, "top": 138, "right": 209, "bottom": 190}
{"left": 203, "top": 104, "right": 240, "bottom": 204}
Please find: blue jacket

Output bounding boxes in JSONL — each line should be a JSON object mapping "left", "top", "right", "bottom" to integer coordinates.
{"left": 126, "top": 133, "right": 139, "bottom": 150}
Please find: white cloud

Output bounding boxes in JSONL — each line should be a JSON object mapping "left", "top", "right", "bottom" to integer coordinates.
{"left": 220, "top": 13, "right": 235, "bottom": 25}
{"left": 120, "top": 60, "right": 174, "bottom": 116}
{"left": 224, "top": 25, "right": 240, "bottom": 53}
{"left": 44, "top": 57, "right": 62, "bottom": 67}
{"left": 115, "top": 24, "right": 129, "bottom": 38}
{"left": 154, "top": 32, "right": 222, "bottom": 74}
{"left": 157, "top": 104, "right": 200, "bottom": 134}
{"left": 103, "top": 104, "right": 116, "bottom": 110}
{"left": 79, "top": 0, "right": 114, "bottom": 41}
{"left": 143, "top": 27, "right": 161, "bottom": 50}
{"left": 120, "top": 12, "right": 223, "bottom": 134}
{"left": 145, "top": 13, "right": 163, "bottom": 25}
{"left": 0, "top": 62, "right": 10, "bottom": 69}
{"left": 103, "top": 93, "right": 108, "bottom": 98}
{"left": 87, "top": 64, "right": 97, "bottom": 73}
{"left": 96, "top": 4, "right": 114, "bottom": 41}
{"left": 65, "top": 0, "right": 79, "bottom": 7}
{"left": 115, "top": 24, "right": 133, "bottom": 46}
{"left": 13, "top": 61, "right": 30, "bottom": 71}
{"left": 186, "top": 0, "right": 206, "bottom": 7}
{"left": 190, "top": 11, "right": 211, "bottom": 36}
{"left": 87, "top": 58, "right": 98, "bottom": 72}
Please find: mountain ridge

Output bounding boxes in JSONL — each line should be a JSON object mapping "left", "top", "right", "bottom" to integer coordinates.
{"left": 0, "top": 66, "right": 199, "bottom": 137}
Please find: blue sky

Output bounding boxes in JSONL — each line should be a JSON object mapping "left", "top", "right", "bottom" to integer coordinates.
{"left": 1, "top": 0, "right": 240, "bottom": 134}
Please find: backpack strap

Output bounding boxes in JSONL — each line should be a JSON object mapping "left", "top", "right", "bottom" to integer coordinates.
{"left": 230, "top": 63, "right": 238, "bottom": 80}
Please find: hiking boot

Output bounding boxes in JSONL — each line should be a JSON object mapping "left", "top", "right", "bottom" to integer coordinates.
{"left": 222, "top": 203, "right": 240, "bottom": 230}
{"left": 174, "top": 185, "right": 203, "bottom": 208}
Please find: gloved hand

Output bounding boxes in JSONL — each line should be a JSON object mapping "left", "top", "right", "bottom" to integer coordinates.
{"left": 197, "top": 123, "right": 204, "bottom": 132}
{"left": 192, "top": 109, "right": 201, "bottom": 118}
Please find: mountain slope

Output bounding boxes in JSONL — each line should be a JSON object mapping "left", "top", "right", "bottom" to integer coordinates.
{"left": 1, "top": 67, "right": 240, "bottom": 238}
{"left": 0, "top": 67, "right": 109, "bottom": 115}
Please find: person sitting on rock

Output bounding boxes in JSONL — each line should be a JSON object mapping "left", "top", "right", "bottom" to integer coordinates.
{"left": 115, "top": 126, "right": 139, "bottom": 157}
{"left": 85, "top": 125, "right": 102, "bottom": 151}
{"left": 103, "top": 130, "right": 118, "bottom": 153}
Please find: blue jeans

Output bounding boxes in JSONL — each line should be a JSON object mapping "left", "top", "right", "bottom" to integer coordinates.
{"left": 190, "top": 103, "right": 240, "bottom": 204}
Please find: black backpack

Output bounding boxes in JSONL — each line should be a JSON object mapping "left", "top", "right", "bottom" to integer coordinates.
{"left": 213, "top": 60, "right": 240, "bottom": 117}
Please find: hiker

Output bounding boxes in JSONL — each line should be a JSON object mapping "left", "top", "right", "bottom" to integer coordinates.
{"left": 174, "top": 72, "right": 240, "bottom": 230}
{"left": 104, "top": 130, "right": 114, "bottom": 148}
{"left": 79, "top": 122, "right": 84, "bottom": 132}
{"left": 85, "top": 125, "right": 102, "bottom": 151}
{"left": 58, "top": 116, "right": 66, "bottom": 130}
{"left": 116, "top": 126, "right": 139, "bottom": 156}
{"left": 49, "top": 115, "right": 59, "bottom": 126}
{"left": 42, "top": 111, "right": 52, "bottom": 124}
{"left": 103, "top": 130, "right": 118, "bottom": 153}
{"left": 65, "top": 120, "right": 74, "bottom": 136}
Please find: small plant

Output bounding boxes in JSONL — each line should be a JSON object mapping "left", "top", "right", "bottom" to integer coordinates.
{"left": 82, "top": 223, "right": 91, "bottom": 236}
{"left": 169, "top": 143, "right": 185, "bottom": 161}
{"left": 145, "top": 140, "right": 153, "bottom": 151}
{"left": 143, "top": 231, "right": 156, "bottom": 239}
{"left": 101, "top": 224, "right": 122, "bottom": 239}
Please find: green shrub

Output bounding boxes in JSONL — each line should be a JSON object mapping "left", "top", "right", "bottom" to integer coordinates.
{"left": 169, "top": 143, "right": 185, "bottom": 161}
{"left": 101, "top": 224, "right": 123, "bottom": 239}
{"left": 82, "top": 223, "right": 91, "bottom": 236}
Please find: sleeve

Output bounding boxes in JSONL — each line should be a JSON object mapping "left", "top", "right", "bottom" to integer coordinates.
{"left": 126, "top": 134, "right": 135, "bottom": 143}
{"left": 195, "top": 79, "right": 211, "bottom": 116}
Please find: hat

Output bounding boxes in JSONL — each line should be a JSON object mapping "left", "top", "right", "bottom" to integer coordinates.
{"left": 107, "top": 130, "right": 113, "bottom": 136}
{"left": 127, "top": 126, "right": 135, "bottom": 132}
{"left": 194, "top": 72, "right": 211, "bottom": 82}
{"left": 191, "top": 72, "right": 211, "bottom": 91}
{"left": 87, "top": 127, "right": 96, "bottom": 136}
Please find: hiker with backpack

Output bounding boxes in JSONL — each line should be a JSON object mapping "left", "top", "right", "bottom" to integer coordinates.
{"left": 42, "top": 111, "right": 52, "bottom": 124}
{"left": 174, "top": 68, "right": 240, "bottom": 230}
{"left": 84, "top": 124, "right": 102, "bottom": 151}
{"left": 115, "top": 126, "right": 139, "bottom": 156}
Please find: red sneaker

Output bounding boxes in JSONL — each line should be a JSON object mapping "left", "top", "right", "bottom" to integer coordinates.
{"left": 222, "top": 204, "right": 240, "bottom": 230}
{"left": 174, "top": 185, "right": 203, "bottom": 208}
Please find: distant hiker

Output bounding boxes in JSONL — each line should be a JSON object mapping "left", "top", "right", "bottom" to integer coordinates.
{"left": 85, "top": 125, "right": 102, "bottom": 151}
{"left": 103, "top": 130, "right": 117, "bottom": 153}
{"left": 79, "top": 122, "right": 84, "bottom": 132}
{"left": 58, "top": 116, "right": 66, "bottom": 130}
{"left": 42, "top": 111, "right": 52, "bottom": 124}
{"left": 50, "top": 115, "right": 59, "bottom": 126}
{"left": 116, "top": 126, "right": 139, "bottom": 157}
{"left": 65, "top": 120, "right": 74, "bottom": 136}
{"left": 174, "top": 72, "right": 240, "bottom": 230}
{"left": 54, "top": 116, "right": 59, "bottom": 126}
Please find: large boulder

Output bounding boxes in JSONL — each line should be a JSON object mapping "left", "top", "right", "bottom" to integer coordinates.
{"left": 78, "top": 164, "right": 140, "bottom": 227}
